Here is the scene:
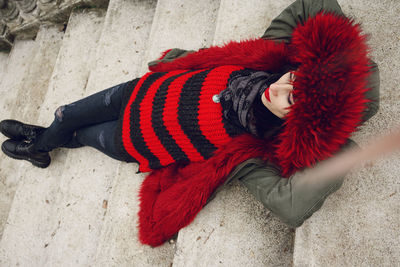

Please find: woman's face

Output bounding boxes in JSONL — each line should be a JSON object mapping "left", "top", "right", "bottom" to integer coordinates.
{"left": 261, "top": 71, "right": 295, "bottom": 118}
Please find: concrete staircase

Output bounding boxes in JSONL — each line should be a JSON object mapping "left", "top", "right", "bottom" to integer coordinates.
{"left": 0, "top": 0, "right": 399, "bottom": 266}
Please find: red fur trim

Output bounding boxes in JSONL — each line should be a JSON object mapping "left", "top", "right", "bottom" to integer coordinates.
{"left": 276, "top": 12, "right": 372, "bottom": 176}
{"left": 149, "top": 38, "right": 290, "bottom": 72}
{"left": 138, "top": 134, "right": 271, "bottom": 247}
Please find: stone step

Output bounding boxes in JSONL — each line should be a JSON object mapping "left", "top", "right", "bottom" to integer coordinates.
{"left": 212, "top": 0, "right": 293, "bottom": 45}
{"left": 0, "top": 40, "right": 38, "bottom": 120}
{"left": 0, "top": 52, "right": 9, "bottom": 84}
{"left": 138, "top": 0, "right": 221, "bottom": 75}
{"left": 0, "top": 8, "right": 106, "bottom": 265}
{"left": 293, "top": 0, "right": 400, "bottom": 265}
{"left": 4, "top": 0, "right": 109, "bottom": 44}
{"left": 0, "top": 21, "right": 13, "bottom": 52}
{"left": 9, "top": 26, "right": 64, "bottom": 126}
{"left": 0, "top": 39, "right": 39, "bottom": 241}
{"left": 0, "top": 23, "right": 63, "bottom": 241}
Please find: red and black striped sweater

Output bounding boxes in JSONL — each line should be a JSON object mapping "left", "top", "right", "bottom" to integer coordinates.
{"left": 116, "top": 65, "right": 258, "bottom": 172}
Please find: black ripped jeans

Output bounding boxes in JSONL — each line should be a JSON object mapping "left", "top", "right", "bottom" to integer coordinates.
{"left": 33, "top": 81, "right": 130, "bottom": 161}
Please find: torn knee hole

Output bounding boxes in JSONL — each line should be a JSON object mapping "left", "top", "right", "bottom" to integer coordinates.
{"left": 104, "top": 86, "right": 119, "bottom": 106}
{"left": 55, "top": 106, "right": 65, "bottom": 122}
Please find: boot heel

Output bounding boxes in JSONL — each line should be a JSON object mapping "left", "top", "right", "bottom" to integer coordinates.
{"left": 1, "top": 139, "right": 51, "bottom": 168}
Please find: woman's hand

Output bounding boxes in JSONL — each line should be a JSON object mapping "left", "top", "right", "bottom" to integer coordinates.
{"left": 303, "top": 126, "right": 400, "bottom": 183}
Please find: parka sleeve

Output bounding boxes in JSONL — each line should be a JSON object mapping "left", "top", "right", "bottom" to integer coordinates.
{"left": 148, "top": 48, "right": 195, "bottom": 67}
{"left": 235, "top": 139, "right": 358, "bottom": 228}
{"left": 362, "top": 60, "right": 380, "bottom": 122}
{"left": 261, "top": 0, "right": 345, "bottom": 42}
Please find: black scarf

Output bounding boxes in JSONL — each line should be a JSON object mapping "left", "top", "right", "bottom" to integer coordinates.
{"left": 219, "top": 70, "right": 284, "bottom": 138}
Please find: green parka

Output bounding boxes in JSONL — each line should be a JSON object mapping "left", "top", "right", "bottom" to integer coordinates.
{"left": 147, "top": 0, "right": 380, "bottom": 228}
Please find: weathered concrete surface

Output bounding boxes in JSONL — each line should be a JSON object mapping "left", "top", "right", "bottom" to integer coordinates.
{"left": 173, "top": 1, "right": 296, "bottom": 266}
{"left": 139, "top": 0, "right": 221, "bottom": 75}
{"left": 0, "top": 40, "right": 38, "bottom": 239}
{"left": 213, "top": 0, "right": 293, "bottom": 45}
{"left": 10, "top": 26, "right": 64, "bottom": 126}
{"left": 293, "top": 1, "right": 400, "bottom": 266}
{"left": 95, "top": 166, "right": 171, "bottom": 266}
{"left": 0, "top": 40, "right": 38, "bottom": 123}
{"left": 0, "top": 53, "right": 8, "bottom": 82}
{"left": 0, "top": 9, "right": 105, "bottom": 266}
{"left": 173, "top": 181, "right": 294, "bottom": 267}
{"left": 9, "top": 0, "right": 109, "bottom": 40}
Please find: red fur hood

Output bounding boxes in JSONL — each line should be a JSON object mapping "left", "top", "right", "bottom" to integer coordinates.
{"left": 138, "top": 12, "right": 372, "bottom": 246}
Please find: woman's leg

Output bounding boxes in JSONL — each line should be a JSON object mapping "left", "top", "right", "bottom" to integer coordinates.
{"left": 74, "top": 120, "right": 125, "bottom": 161}
{"left": 33, "top": 81, "right": 129, "bottom": 152}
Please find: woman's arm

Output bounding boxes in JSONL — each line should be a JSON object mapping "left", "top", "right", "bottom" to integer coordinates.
{"left": 235, "top": 126, "right": 400, "bottom": 227}
{"left": 235, "top": 139, "right": 356, "bottom": 228}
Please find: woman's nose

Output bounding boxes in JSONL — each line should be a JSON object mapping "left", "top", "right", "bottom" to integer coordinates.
{"left": 270, "top": 83, "right": 292, "bottom": 96}
{"left": 270, "top": 84, "right": 279, "bottom": 96}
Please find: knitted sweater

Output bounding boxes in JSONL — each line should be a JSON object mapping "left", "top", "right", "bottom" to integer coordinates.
{"left": 218, "top": 69, "right": 284, "bottom": 138}
{"left": 118, "top": 65, "right": 261, "bottom": 172}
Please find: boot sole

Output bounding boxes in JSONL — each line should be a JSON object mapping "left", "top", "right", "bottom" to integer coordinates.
{"left": 1, "top": 142, "right": 50, "bottom": 168}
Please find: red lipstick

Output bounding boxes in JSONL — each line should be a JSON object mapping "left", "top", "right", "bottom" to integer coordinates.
{"left": 264, "top": 87, "right": 271, "bottom": 102}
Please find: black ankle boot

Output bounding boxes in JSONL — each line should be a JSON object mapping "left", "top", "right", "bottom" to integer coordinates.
{"left": 1, "top": 139, "right": 51, "bottom": 168}
{"left": 0, "top": 119, "right": 45, "bottom": 141}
